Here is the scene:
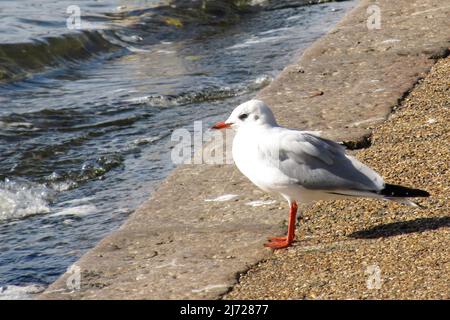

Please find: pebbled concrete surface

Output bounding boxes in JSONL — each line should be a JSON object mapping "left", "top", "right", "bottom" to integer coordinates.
{"left": 40, "top": 0, "right": 450, "bottom": 299}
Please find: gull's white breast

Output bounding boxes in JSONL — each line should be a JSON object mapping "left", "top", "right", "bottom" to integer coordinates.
{"left": 232, "top": 126, "right": 292, "bottom": 194}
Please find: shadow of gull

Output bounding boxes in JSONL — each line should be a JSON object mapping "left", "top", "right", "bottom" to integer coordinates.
{"left": 350, "top": 217, "right": 450, "bottom": 239}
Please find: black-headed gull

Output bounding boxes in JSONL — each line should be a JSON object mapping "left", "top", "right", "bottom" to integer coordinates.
{"left": 212, "top": 99, "right": 429, "bottom": 249}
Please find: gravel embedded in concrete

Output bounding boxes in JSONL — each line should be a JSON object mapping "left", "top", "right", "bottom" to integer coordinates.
{"left": 225, "top": 57, "right": 450, "bottom": 300}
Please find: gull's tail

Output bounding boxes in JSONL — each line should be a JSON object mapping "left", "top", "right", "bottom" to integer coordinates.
{"left": 325, "top": 184, "right": 430, "bottom": 207}
{"left": 379, "top": 183, "right": 430, "bottom": 197}
{"left": 379, "top": 183, "right": 430, "bottom": 207}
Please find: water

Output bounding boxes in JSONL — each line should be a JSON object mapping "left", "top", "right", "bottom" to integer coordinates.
{"left": 0, "top": 0, "right": 355, "bottom": 296}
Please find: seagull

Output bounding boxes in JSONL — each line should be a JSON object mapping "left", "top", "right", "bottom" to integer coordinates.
{"left": 212, "top": 99, "right": 429, "bottom": 249}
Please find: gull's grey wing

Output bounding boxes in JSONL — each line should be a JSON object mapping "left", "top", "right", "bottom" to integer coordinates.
{"left": 275, "top": 131, "right": 384, "bottom": 192}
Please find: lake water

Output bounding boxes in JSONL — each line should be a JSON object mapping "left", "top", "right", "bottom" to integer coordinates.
{"left": 0, "top": 0, "right": 354, "bottom": 298}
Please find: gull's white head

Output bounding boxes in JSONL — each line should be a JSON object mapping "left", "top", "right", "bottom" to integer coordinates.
{"left": 212, "top": 99, "right": 278, "bottom": 130}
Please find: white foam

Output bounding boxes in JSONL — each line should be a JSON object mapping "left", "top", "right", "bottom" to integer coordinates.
{"left": 253, "top": 75, "right": 272, "bottom": 87}
{"left": 259, "top": 27, "right": 291, "bottom": 35}
{"left": 124, "top": 95, "right": 151, "bottom": 104}
{"left": 48, "top": 180, "right": 77, "bottom": 192}
{"left": 58, "top": 196, "right": 96, "bottom": 207}
{"left": 156, "top": 49, "right": 175, "bottom": 54}
{"left": 126, "top": 46, "right": 150, "bottom": 53}
{"left": 133, "top": 136, "right": 160, "bottom": 145}
{"left": 255, "top": 75, "right": 271, "bottom": 84}
{"left": 0, "top": 284, "right": 45, "bottom": 300}
{"left": 205, "top": 194, "right": 238, "bottom": 202}
{"left": 124, "top": 95, "right": 172, "bottom": 106}
{"left": 287, "top": 14, "right": 304, "bottom": 21}
{"left": 227, "top": 35, "right": 285, "bottom": 49}
{"left": 49, "top": 204, "right": 97, "bottom": 217}
{"left": 0, "top": 179, "right": 52, "bottom": 221}
{"left": 7, "top": 122, "right": 34, "bottom": 129}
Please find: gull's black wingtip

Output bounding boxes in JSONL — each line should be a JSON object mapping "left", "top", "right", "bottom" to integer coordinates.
{"left": 379, "top": 183, "right": 430, "bottom": 198}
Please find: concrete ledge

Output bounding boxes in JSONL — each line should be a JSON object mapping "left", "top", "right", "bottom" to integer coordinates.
{"left": 258, "top": 0, "right": 449, "bottom": 143}
{"left": 40, "top": 0, "right": 449, "bottom": 299}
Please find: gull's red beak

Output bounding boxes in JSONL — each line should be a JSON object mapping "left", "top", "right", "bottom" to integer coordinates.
{"left": 212, "top": 121, "right": 232, "bottom": 129}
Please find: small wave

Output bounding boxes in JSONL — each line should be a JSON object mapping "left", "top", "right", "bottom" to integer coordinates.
{"left": 259, "top": 26, "right": 293, "bottom": 35}
{"left": 0, "top": 153, "right": 122, "bottom": 221}
{"left": 50, "top": 204, "right": 97, "bottom": 218}
{"left": 253, "top": 74, "right": 273, "bottom": 87}
{"left": 0, "top": 0, "right": 260, "bottom": 84}
{"left": 0, "top": 30, "right": 123, "bottom": 83}
{"left": 124, "top": 75, "right": 272, "bottom": 107}
{"left": 41, "top": 154, "right": 124, "bottom": 186}
{"left": 45, "top": 173, "right": 78, "bottom": 192}
{"left": 124, "top": 88, "right": 238, "bottom": 106}
{"left": 0, "top": 108, "right": 87, "bottom": 132}
{"left": 264, "top": 0, "right": 335, "bottom": 11}
{"left": 0, "top": 178, "right": 53, "bottom": 221}
{"left": 0, "top": 0, "right": 324, "bottom": 84}
{"left": 0, "top": 284, "right": 45, "bottom": 300}
{"left": 79, "top": 154, "right": 124, "bottom": 180}
{"left": 227, "top": 35, "right": 287, "bottom": 49}
{"left": 133, "top": 136, "right": 162, "bottom": 145}
{"left": 0, "top": 121, "right": 34, "bottom": 130}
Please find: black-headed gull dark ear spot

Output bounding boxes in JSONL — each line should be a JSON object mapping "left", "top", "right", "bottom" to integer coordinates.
{"left": 254, "top": 115, "right": 259, "bottom": 120}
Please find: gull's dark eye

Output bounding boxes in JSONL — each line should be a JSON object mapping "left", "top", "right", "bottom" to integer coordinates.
{"left": 238, "top": 113, "right": 248, "bottom": 120}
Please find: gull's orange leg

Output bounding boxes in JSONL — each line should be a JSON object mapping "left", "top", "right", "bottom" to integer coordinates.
{"left": 265, "top": 201, "right": 298, "bottom": 249}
